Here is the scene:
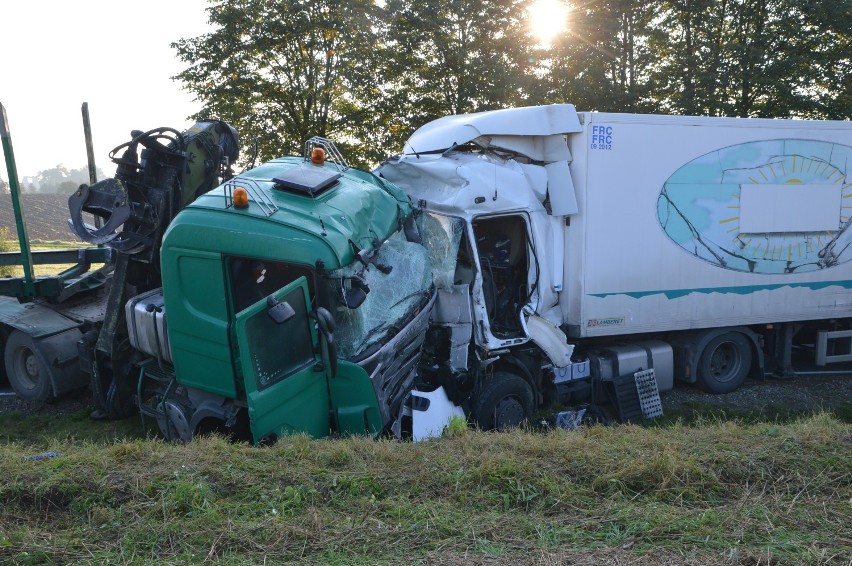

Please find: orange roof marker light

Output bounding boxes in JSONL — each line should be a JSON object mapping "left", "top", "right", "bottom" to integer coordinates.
{"left": 311, "top": 146, "right": 326, "bottom": 165}
{"left": 233, "top": 186, "right": 249, "bottom": 208}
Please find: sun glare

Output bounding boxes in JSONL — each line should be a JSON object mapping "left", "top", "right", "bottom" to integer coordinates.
{"left": 528, "top": 0, "right": 569, "bottom": 46}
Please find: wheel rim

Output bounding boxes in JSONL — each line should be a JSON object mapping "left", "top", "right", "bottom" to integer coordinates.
{"left": 12, "top": 346, "right": 42, "bottom": 392}
{"left": 493, "top": 397, "right": 525, "bottom": 429}
{"left": 708, "top": 342, "right": 741, "bottom": 383}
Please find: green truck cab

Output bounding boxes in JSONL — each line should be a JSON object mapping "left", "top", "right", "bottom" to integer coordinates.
{"left": 1, "top": 101, "right": 435, "bottom": 444}
{"left": 137, "top": 150, "right": 435, "bottom": 443}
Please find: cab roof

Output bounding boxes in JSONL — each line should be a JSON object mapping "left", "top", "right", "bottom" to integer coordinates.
{"left": 183, "top": 156, "right": 413, "bottom": 267}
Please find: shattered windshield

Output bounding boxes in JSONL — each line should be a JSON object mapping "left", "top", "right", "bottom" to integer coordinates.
{"left": 416, "top": 212, "right": 466, "bottom": 290}
{"left": 330, "top": 231, "right": 433, "bottom": 359}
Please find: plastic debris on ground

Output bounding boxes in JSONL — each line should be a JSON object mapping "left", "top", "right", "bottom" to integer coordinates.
{"left": 542, "top": 404, "right": 611, "bottom": 431}
{"left": 554, "top": 408, "right": 587, "bottom": 430}
{"left": 25, "top": 452, "right": 64, "bottom": 461}
{"left": 410, "top": 386, "right": 465, "bottom": 441}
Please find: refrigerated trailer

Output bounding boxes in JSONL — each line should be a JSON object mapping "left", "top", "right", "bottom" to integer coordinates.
{"left": 379, "top": 104, "right": 852, "bottom": 409}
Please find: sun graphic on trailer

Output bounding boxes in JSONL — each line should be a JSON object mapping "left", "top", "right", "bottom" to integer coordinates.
{"left": 658, "top": 139, "right": 852, "bottom": 274}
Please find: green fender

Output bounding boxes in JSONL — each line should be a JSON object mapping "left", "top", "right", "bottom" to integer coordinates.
{"left": 329, "top": 360, "right": 383, "bottom": 437}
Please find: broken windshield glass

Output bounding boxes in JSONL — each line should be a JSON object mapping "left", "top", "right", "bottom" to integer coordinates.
{"left": 416, "top": 212, "right": 466, "bottom": 290}
{"left": 329, "top": 231, "right": 433, "bottom": 359}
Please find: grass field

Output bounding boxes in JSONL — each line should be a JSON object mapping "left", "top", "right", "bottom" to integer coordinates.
{"left": 0, "top": 239, "right": 100, "bottom": 277}
{"left": 0, "top": 408, "right": 849, "bottom": 565}
{"left": 0, "top": 239, "right": 849, "bottom": 564}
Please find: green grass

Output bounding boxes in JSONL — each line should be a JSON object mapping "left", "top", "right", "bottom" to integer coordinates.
{"left": 658, "top": 399, "right": 852, "bottom": 426}
{"left": 0, "top": 227, "right": 15, "bottom": 276}
{"left": 1, "top": 413, "right": 850, "bottom": 564}
{"left": 29, "top": 240, "right": 90, "bottom": 248}
{"left": 0, "top": 240, "right": 101, "bottom": 277}
{"left": 0, "top": 406, "right": 142, "bottom": 445}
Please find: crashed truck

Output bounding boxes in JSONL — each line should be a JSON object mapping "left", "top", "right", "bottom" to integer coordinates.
{"left": 1, "top": 102, "right": 442, "bottom": 443}
{"left": 379, "top": 104, "right": 852, "bottom": 423}
{"left": 3, "top": 102, "right": 852, "bottom": 442}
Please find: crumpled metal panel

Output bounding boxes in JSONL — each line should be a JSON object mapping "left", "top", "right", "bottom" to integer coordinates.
{"left": 192, "top": 157, "right": 413, "bottom": 270}
{"left": 403, "top": 104, "right": 582, "bottom": 157}
{"left": 354, "top": 290, "right": 437, "bottom": 430}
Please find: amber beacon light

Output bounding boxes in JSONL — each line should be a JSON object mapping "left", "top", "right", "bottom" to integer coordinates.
{"left": 311, "top": 147, "right": 326, "bottom": 165}
{"left": 233, "top": 186, "right": 249, "bottom": 208}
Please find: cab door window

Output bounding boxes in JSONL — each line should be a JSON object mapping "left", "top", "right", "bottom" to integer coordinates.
{"left": 239, "top": 282, "right": 314, "bottom": 390}
{"left": 472, "top": 215, "right": 530, "bottom": 338}
{"left": 228, "top": 256, "right": 314, "bottom": 313}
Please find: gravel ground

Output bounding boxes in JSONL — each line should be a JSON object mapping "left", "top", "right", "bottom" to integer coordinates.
{"left": 660, "top": 374, "right": 852, "bottom": 414}
{"left": 0, "top": 386, "right": 96, "bottom": 417}
{"left": 2, "top": 374, "right": 851, "bottom": 422}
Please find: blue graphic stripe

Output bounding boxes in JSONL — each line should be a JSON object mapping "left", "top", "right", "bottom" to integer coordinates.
{"left": 589, "top": 280, "right": 852, "bottom": 300}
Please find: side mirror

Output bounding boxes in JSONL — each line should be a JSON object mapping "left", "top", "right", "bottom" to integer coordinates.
{"left": 266, "top": 296, "right": 296, "bottom": 323}
{"left": 343, "top": 275, "right": 370, "bottom": 309}
{"left": 313, "top": 307, "right": 338, "bottom": 377}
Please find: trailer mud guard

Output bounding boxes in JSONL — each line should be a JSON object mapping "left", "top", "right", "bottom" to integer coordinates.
{"left": 4, "top": 327, "right": 86, "bottom": 401}
{"left": 0, "top": 298, "right": 82, "bottom": 339}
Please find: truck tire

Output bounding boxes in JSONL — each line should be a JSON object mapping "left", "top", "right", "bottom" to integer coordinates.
{"left": 4, "top": 331, "right": 55, "bottom": 403}
{"left": 697, "top": 332, "right": 752, "bottom": 394}
{"left": 472, "top": 372, "right": 534, "bottom": 430}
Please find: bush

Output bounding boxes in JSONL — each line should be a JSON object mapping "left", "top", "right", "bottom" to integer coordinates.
{"left": 0, "top": 227, "right": 15, "bottom": 277}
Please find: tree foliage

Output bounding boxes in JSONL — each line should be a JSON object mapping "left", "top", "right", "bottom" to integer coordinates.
{"left": 650, "top": 0, "right": 852, "bottom": 117}
{"left": 173, "top": 0, "right": 850, "bottom": 167}
{"left": 32, "top": 165, "right": 108, "bottom": 194}
{"left": 539, "top": 0, "right": 660, "bottom": 112}
{"left": 370, "top": 0, "right": 537, "bottom": 145}
{"left": 173, "top": 0, "right": 383, "bottom": 168}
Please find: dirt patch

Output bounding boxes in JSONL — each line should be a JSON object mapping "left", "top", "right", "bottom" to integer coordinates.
{"left": 0, "top": 193, "right": 79, "bottom": 242}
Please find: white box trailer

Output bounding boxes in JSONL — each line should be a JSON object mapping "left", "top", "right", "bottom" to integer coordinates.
{"left": 564, "top": 112, "right": 852, "bottom": 339}
{"left": 380, "top": 105, "right": 852, "bottom": 416}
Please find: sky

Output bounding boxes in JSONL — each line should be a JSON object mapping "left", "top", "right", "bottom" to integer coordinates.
{"left": 0, "top": 0, "right": 213, "bottom": 181}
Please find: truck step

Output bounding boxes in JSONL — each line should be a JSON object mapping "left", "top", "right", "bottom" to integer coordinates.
{"left": 137, "top": 361, "right": 178, "bottom": 438}
{"left": 634, "top": 369, "right": 663, "bottom": 419}
{"left": 605, "top": 369, "right": 662, "bottom": 422}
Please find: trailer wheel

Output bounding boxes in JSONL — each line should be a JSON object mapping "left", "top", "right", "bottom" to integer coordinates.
{"left": 698, "top": 332, "right": 752, "bottom": 394}
{"left": 472, "top": 372, "right": 534, "bottom": 430}
{"left": 4, "top": 331, "right": 54, "bottom": 403}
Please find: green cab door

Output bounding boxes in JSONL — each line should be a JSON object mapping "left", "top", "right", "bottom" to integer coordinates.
{"left": 235, "top": 277, "right": 330, "bottom": 443}
{"left": 234, "top": 276, "right": 383, "bottom": 443}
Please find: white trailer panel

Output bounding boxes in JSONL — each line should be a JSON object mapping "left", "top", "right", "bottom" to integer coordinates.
{"left": 564, "top": 112, "right": 852, "bottom": 338}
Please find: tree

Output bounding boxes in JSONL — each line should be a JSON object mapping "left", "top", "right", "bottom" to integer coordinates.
{"left": 798, "top": 0, "right": 852, "bottom": 120}
{"left": 650, "top": 0, "right": 852, "bottom": 118}
{"left": 539, "top": 0, "right": 661, "bottom": 113}
{"left": 33, "top": 165, "right": 69, "bottom": 193}
{"left": 33, "top": 165, "right": 108, "bottom": 193}
{"left": 171, "top": 0, "right": 848, "bottom": 169}
{"left": 0, "top": 176, "right": 7, "bottom": 194}
{"left": 173, "top": 0, "right": 383, "bottom": 168}
{"left": 365, "top": 0, "right": 540, "bottom": 155}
